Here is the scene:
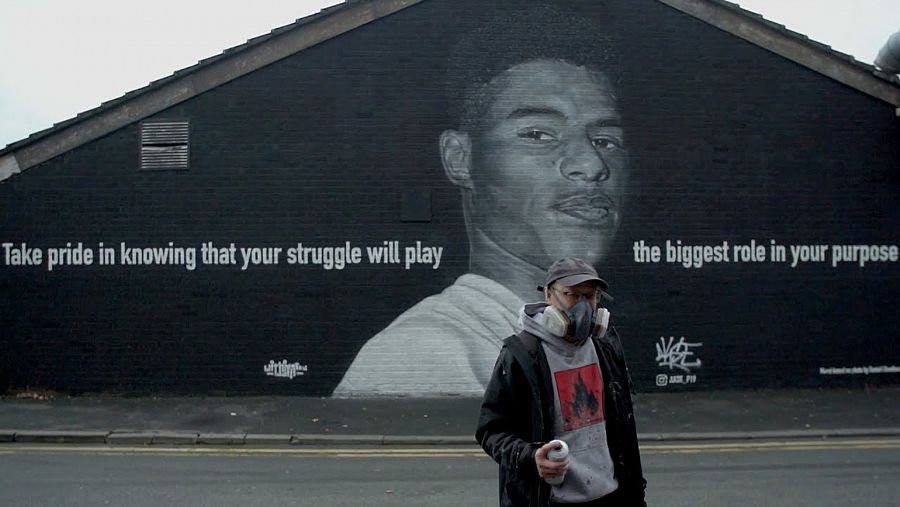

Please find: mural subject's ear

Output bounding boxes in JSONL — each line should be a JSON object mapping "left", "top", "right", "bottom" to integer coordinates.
{"left": 440, "top": 129, "right": 474, "bottom": 190}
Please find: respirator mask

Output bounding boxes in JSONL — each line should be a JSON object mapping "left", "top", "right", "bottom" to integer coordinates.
{"left": 543, "top": 298, "right": 610, "bottom": 344}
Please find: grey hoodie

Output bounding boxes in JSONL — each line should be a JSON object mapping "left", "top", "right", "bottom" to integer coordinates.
{"left": 519, "top": 303, "right": 619, "bottom": 503}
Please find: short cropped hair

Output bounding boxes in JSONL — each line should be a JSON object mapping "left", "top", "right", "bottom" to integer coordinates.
{"left": 445, "top": 2, "right": 624, "bottom": 130}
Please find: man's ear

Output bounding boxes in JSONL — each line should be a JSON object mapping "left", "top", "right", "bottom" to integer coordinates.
{"left": 440, "top": 129, "right": 474, "bottom": 190}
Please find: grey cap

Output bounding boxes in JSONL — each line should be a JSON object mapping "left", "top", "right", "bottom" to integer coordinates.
{"left": 541, "top": 256, "right": 609, "bottom": 292}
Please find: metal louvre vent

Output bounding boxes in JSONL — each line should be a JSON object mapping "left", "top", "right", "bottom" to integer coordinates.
{"left": 140, "top": 120, "right": 189, "bottom": 170}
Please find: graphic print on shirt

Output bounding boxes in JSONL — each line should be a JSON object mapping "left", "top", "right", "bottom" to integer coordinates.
{"left": 555, "top": 364, "right": 605, "bottom": 431}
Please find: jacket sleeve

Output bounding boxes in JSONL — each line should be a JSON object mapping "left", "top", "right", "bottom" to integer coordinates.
{"left": 607, "top": 329, "right": 648, "bottom": 506}
{"left": 475, "top": 346, "right": 542, "bottom": 483}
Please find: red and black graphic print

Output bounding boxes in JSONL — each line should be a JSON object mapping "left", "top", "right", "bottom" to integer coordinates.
{"left": 555, "top": 364, "right": 605, "bottom": 432}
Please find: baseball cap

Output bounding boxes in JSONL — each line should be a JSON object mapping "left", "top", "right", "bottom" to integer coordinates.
{"left": 539, "top": 256, "right": 610, "bottom": 294}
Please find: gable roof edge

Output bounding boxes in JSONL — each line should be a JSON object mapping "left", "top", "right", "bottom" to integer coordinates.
{"left": 658, "top": 0, "right": 900, "bottom": 107}
{"left": 0, "top": 0, "right": 424, "bottom": 182}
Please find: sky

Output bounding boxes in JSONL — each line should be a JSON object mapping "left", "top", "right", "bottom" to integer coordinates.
{"left": 1, "top": 0, "right": 898, "bottom": 148}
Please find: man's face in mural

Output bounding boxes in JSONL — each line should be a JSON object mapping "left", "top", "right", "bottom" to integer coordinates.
{"left": 442, "top": 59, "right": 628, "bottom": 268}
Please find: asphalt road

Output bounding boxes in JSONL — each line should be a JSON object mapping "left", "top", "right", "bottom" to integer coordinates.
{"left": 1, "top": 438, "right": 898, "bottom": 506}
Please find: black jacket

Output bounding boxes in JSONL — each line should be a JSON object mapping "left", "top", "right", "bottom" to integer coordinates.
{"left": 475, "top": 328, "right": 647, "bottom": 506}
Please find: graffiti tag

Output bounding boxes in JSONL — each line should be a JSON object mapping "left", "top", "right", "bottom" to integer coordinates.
{"left": 655, "top": 336, "right": 703, "bottom": 373}
{"left": 264, "top": 360, "right": 308, "bottom": 380}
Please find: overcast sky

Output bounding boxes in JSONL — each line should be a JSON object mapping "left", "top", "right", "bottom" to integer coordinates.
{"left": 1, "top": 0, "right": 897, "bottom": 148}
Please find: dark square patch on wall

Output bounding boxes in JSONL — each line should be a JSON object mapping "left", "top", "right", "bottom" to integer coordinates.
{"left": 401, "top": 189, "right": 432, "bottom": 222}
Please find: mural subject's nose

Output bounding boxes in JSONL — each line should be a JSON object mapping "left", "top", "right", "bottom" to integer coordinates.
{"left": 559, "top": 144, "right": 610, "bottom": 183}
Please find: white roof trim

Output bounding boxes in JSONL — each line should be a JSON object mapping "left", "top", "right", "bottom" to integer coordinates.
{"left": 0, "top": 153, "right": 22, "bottom": 183}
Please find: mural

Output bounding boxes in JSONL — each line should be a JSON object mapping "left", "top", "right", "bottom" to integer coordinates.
{"left": 334, "top": 4, "right": 629, "bottom": 396}
{"left": 0, "top": 0, "right": 897, "bottom": 397}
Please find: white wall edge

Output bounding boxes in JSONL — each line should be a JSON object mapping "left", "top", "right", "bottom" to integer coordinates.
{"left": 0, "top": 153, "right": 22, "bottom": 183}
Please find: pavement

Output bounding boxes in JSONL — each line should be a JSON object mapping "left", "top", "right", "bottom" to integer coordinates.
{"left": 1, "top": 387, "right": 898, "bottom": 446}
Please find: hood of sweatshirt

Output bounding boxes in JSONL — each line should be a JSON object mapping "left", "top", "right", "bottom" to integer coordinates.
{"left": 518, "top": 302, "right": 586, "bottom": 353}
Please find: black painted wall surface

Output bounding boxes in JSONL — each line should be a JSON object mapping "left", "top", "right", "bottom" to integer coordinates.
{"left": 1, "top": 0, "right": 897, "bottom": 395}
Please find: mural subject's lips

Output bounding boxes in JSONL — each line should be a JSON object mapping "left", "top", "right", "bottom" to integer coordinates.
{"left": 553, "top": 194, "right": 615, "bottom": 222}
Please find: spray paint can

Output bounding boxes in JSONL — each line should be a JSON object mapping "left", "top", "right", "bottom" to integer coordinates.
{"left": 544, "top": 439, "right": 569, "bottom": 486}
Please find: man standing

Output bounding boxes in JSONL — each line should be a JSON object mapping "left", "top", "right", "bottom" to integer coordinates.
{"left": 477, "top": 257, "right": 646, "bottom": 506}
{"left": 334, "top": 5, "right": 630, "bottom": 397}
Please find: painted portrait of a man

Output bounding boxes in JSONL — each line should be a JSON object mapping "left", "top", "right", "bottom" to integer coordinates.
{"left": 334, "top": 5, "right": 630, "bottom": 396}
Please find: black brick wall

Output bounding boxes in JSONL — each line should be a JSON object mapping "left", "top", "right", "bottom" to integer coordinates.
{"left": 1, "top": 0, "right": 897, "bottom": 395}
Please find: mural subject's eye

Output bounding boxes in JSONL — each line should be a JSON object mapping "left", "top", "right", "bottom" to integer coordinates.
{"left": 518, "top": 128, "right": 557, "bottom": 142}
{"left": 591, "top": 136, "right": 623, "bottom": 151}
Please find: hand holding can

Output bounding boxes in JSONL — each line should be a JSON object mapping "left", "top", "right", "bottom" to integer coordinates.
{"left": 541, "top": 440, "right": 569, "bottom": 485}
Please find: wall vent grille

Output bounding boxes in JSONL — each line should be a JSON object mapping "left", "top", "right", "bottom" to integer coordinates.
{"left": 140, "top": 120, "right": 189, "bottom": 170}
